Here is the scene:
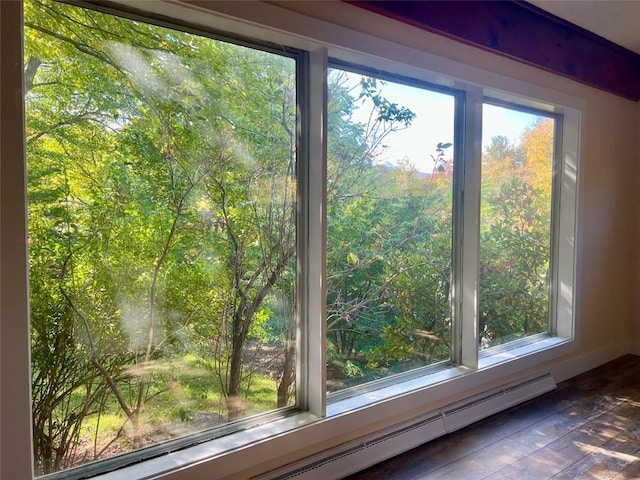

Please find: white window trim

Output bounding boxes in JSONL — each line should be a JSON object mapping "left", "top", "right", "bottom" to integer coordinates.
{"left": 299, "top": 46, "right": 328, "bottom": 418}
{"left": 457, "top": 86, "right": 484, "bottom": 369}
{"left": 0, "top": 1, "right": 583, "bottom": 479}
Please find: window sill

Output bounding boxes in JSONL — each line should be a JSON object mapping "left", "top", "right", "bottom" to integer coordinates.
{"left": 327, "top": 364, "right": 471, "bottom": 416}
{"left": 478, "top": 335, "right": 571, "bottom": 370}
{"left": 95, "top": 412, "right": 320, "bottom": 480}
{"left": 328, "top": 335, "right": 572, "bottom": 417}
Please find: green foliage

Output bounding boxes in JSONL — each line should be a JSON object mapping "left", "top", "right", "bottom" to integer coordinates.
{"left": 480, "top": 178, "right": 550, "bottom": 346}
{"left": 484, "top": 135, "right": 525, "bottom": 166}
{"left": 326, "top": 68, "right": 454, "bottom": 391}
{"left": 358, "top": 77, "right": 416, "bottom": 126}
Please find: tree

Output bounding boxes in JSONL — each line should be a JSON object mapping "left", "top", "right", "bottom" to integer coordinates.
{"left": 520, "top": 118, "right": 554, "bottom": 197}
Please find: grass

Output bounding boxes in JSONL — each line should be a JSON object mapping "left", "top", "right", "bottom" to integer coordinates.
{"left": 69, "top": 353, "right": 280, "bottom": 462}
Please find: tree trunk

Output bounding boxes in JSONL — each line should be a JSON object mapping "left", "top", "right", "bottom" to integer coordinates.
{"left": 226, "top": 312, "right": 248, "bottom": 421}
{"left": 277, "top": 341, "right": 295, "bottom": 407}
{"left": 24, "top": 56, "right": 41, "bottom": 94}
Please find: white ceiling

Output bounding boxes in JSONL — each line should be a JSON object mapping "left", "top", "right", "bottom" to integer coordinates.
{"left": 529, "top": 0, "right": 640, "bottom": 54}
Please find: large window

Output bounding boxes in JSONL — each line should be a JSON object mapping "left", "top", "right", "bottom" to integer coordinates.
{"left": 479, "top": 103, "right": 557, "bottom": 349}
{"left": 25, "top": 0, "right": 299, "bottom": 475}
{"left": 9, "top": 1, "right": 579, "bottom": 479}
{"left": 326, "top": 66, "right": 456, "bottom": 391}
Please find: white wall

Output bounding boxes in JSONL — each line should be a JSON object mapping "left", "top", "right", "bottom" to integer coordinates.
{"left": 1, "top": 3, "right": 36, "bottom": 479}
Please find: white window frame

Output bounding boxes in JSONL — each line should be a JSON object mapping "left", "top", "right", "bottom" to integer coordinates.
{"left": 0, "top": 1, "right": 582, "bottom": 479}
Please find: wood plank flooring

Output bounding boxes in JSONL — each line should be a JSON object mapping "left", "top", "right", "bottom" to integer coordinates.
{"left": 345, "top": 354, "right": 640, "bottom": 480}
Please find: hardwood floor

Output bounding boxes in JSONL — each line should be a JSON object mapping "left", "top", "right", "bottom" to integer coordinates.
{"left": 345, "top": 355, "right": 640, "bottom": 480}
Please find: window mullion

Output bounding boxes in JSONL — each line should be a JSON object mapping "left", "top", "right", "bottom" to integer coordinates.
{"left": 554, "top": 108, "right": 580, "bottom": 340}
{"left": 455, "top": 87, "right": 483, "bottom": 369}
{"left": 298, "top": 46, "right": 328, "bottom": 417}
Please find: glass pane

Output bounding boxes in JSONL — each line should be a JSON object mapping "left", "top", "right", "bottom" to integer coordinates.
{"left": 326, "top": 68, "right": 455, "bottom": 392}
{"left": 25, "top": 0, "right": 297, "bottom": 475}
{"left": 479, "top": 104, "right": 554, "bottom": 349}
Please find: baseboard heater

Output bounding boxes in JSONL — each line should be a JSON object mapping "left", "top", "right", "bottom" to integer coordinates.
{"left": 253, "top": 372, "right": 555, "bottom": 480}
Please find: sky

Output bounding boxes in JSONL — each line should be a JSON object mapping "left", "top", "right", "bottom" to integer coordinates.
{"left": 336, "top": 70, "right": 540, "bottom": 172}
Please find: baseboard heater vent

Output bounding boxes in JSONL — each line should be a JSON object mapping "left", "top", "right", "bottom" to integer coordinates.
{"left": 253, "top": 372, "right": 555, "bottom": 480}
